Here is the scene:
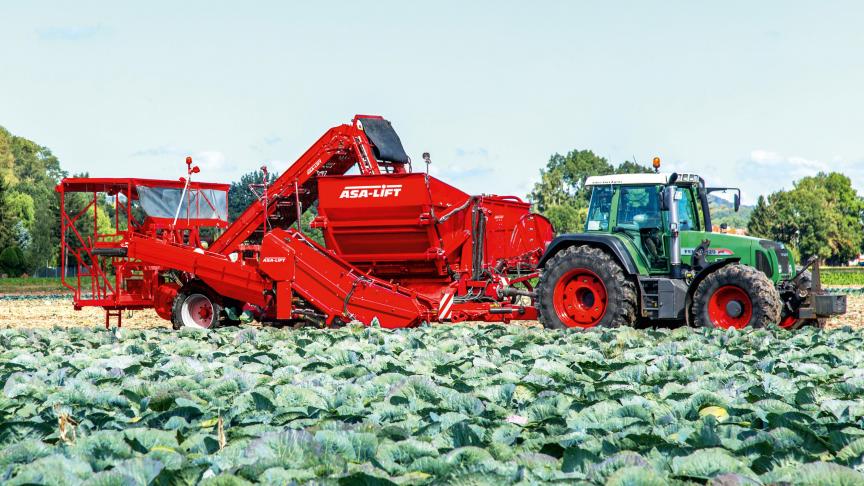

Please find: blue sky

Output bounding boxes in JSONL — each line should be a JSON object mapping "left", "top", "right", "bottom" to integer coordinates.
{"left": 1, "top": 1, "right": 862, "bottom": 203}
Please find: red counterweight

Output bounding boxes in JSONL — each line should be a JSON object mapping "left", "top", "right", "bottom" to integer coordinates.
{"left": 56, "top": 116, "right": 553, "bottom": 329}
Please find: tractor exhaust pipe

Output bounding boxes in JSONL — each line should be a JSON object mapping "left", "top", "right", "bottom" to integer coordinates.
{"left": 665, "top": 173, "right": 682, "bottom": 279}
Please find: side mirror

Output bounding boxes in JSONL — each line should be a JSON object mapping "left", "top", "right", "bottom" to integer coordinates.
{"left": 660, "top": 173, "right": 679, "bottom": 211}
{"left": 734, "top": 193, "right": 740, "bottom": 212}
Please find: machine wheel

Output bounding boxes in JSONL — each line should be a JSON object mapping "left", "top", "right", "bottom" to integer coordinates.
{"left": 779, "top": 271, "right": 823, "bottom": 329}
{"left": 171, "top": 286, "right": 222, "bottom": 330}
{"left": 692, "top": 264, "right": 781, "bottom": 329}
{"left": 537, "top": 245, "right": 637, "bottom": 329}
{"left": 780, "top": 316, "right": 826, "bottom": 329}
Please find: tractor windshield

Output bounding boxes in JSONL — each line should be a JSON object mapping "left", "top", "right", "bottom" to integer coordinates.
{"left": 617, "top": 186, "right": 661, "bottom": 229}
{"left": 137, "top": 185, "right": 228, "bottom": 222}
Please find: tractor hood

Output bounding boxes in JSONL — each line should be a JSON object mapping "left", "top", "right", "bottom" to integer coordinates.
{"left": 680, "top": 232, "right": 795, "bottom": 282}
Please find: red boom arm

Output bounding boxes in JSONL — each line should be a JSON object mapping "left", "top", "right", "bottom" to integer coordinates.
{"left": 209, "top": 116, "right": 390, "bottom": 255}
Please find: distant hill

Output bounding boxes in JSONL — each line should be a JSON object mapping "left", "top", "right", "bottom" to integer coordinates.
{"left": 708, "top": 194, "right": 753, "bottom": 229}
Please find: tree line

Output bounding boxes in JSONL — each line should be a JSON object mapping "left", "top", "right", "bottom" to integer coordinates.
{"left": 748, "top": 173, "right": 864, "bottom": 265}
{"left": 0, "top": 126, "right": 64, "bottom": 276}
{"left": 1, "top": 126, "right": 862, "bottom": 276}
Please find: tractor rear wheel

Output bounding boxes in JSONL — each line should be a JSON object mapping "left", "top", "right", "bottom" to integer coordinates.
{"left": 171, "top": 286, "right": 222, "bottom": 330}
{"left": 692, "top": 264, "right": 781, "bottom": 329}
{"left": 537, "top": 245, "right": 637, "bottom": 329}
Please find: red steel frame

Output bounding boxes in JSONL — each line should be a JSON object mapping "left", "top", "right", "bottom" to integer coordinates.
{"left": 57, "top": 115, "right": 553, "bottom": 328}
{"left": 57, "top": 178, "right": 229, "bottom": 327}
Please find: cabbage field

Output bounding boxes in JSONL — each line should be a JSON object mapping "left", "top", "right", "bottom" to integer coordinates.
{"left": 2, "top": 325, "right": 864, "bottom": 485}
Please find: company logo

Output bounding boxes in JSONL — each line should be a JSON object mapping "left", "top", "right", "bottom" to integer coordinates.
{"left": 339, "top": 184, "right": 403, "bottom": 199}
{"left": 306, "top": 159, "right": 324, "bottom": 175}
{"left": 682, "top": 248, "right": 734, "bottom": 256}
{"left": 262, "top": 256, "right": 287, "bottom": 263}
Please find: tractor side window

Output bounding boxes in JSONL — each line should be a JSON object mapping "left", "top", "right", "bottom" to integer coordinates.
{"left": 675, "top": 188, "right": 698, "bottom": 231}
{"left": 617, "top": 186, "right": 661, "bottom": 228}
{"left": 585, "top": 186, "right": 612, "bottom": 231}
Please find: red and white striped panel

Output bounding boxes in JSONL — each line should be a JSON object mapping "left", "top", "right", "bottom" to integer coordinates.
{"left": 438, "top": 290, "right": 455, "bottom": 321}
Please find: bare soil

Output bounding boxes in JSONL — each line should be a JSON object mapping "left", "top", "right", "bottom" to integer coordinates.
{"left": 0, "top": 298, "right": 169, "bottom": 329}
{"left": 1, "top": 294, "right": 861, "bottom": 330}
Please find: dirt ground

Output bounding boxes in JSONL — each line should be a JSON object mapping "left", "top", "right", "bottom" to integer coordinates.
{"left": 1, "top": 293, "right": 861, "bottom": 330}
{"left": 0, "top": 298, "right": 170, "bottom": 329}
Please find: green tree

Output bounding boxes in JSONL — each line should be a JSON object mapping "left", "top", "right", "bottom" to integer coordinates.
{"left": 4, "top": 191, "right": 35, "bottom": 224}
{"left": 228, "top": 169, "right": 278, "bottom": 221}
{"left": 528, "top": 150, "right": 652, "bottom": 233}
{"left": 299, "top": 204, "right": 324, "bottom": 245}
{"left": 0, "top": 127, "right": 66, "bottom": 273}
{"left": 748, "top": 173, "right": 864, "bottom": 265}
{"left": 0, "top": 128, "right": 14, "bottom": 184}
{"left": 747, "top": 195, "right": 772, "bottom": 239}
{"left": 10, "top": 136, "right": 64, "bottom": 188}
{"left": 0, "top": 176, "right": 14, "bottom": 250}
{"left": 0, "top": 246, "right": 26, "bottom": 277}
{"left": 614, "top": 160, "right": 656, "bottom": 176}
{"left": 543, "top": 205, "right": 586, "bottom": 234}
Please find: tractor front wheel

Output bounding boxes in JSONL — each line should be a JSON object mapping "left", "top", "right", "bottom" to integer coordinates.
{"left": 537, "top": 245, "right": 637, "bottom": 329}
{"left": 692, "top": 264, "right": 781, "bottom": 329}
{"left": 171, "top": 286, "right": 222, "bottom": 330}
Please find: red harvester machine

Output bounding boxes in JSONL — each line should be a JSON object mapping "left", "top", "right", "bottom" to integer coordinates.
{"left": 57, "top": 115, "right": 553, "bottom": 329}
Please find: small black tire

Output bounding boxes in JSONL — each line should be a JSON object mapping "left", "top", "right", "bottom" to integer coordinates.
{"left": 536, "top": 245, "right": 638, "bottom": 329}
{"left": 692, "top": 264, "right": 781, "bottom": 329}
{"left": 779, "top": 271, "right": 825, "bottom": 330}
{"left": 171, "top": 285, "right": 222, "bottom": 330}
{"left": 798, "top": 318, "right": 827, "bottom": 329}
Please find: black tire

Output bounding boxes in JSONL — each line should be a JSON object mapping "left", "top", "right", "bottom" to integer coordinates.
{"left": 537, "top": 245, "right": 638, "bottom": 329}
{"left": 789, "top": 271, "right": 828, "bottom": 329}
{"left": 171, "top": 284, "right": 222, "bottom": 330}
{"left": 692, "top": 264, "right": 781, "bottom": 329}
{"left": 779, "top": 270, "right": 816, "bottom": 330}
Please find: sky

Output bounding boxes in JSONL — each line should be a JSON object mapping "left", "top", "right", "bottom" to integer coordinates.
{"left": 1, "top": 1, "right": 863, "bottom": 204}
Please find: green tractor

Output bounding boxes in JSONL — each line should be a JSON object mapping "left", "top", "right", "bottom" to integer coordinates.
{"left": 535, "top": 172, "right": 847, "bottom": 330}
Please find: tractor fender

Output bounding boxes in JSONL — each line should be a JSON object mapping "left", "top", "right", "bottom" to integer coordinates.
{"left": 684, "top": 257, "right": 741, "bottom": 325}
{"left": 538, "top": 234, "right": 639, "bottom": 275}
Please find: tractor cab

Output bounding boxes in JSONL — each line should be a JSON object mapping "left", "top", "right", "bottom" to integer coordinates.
{"left": 584, "top": 172, "right": 721, "bottom": 275}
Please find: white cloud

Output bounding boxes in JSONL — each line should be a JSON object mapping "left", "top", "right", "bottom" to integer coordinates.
{"left": 733, "top": 149, "right": 864, "bottom": 204}
{"left": 193, "top": 150, "right": 235, "bottom": 172}
{"left": 131, "top": 145, "right": 182, "bottom": 158}
{"left": 37, "top": 24, "right": 108, "bottom": 41}
{"left": 748, "top": 149, "right": 828, "bottom": 171}
{"left": 128, "top": 146, "right": 240, "bottom": 181}
{"left": 748, "top": 149, "right": 783, "bottom": 164}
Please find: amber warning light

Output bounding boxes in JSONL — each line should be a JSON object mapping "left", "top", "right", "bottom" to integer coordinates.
{"left": 652, "top": 156, "right": 661, "bottom": 172}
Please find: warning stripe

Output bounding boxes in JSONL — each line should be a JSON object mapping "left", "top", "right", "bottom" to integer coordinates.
{"left": 438, "top": 291, "right": 455, "bottom": 321}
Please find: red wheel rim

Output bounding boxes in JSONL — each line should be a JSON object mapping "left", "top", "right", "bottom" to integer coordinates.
{"left": 707, "top": 285, "right": 753, "bottom": 329}
{"left": 552, "top": 269, "right": 608, "bottom": 328}
{"left": 779, "top": 315, "right": 798, "bottom": 329}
